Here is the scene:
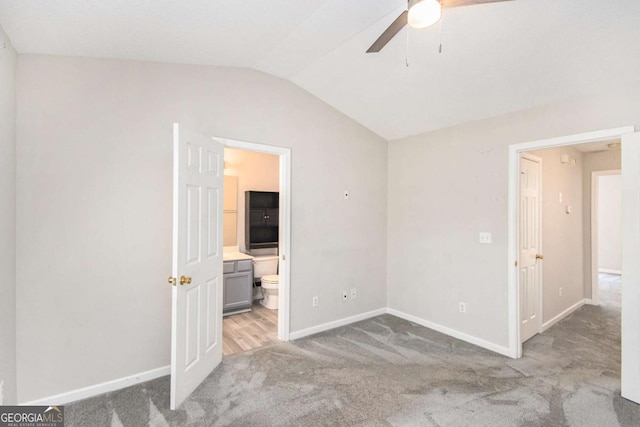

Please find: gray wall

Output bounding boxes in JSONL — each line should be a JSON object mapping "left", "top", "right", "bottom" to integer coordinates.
{"left": 0, "top": 24, "right": 17, "bottom": 405}
{"left": 582, "top": 148, "right": 622, "bottom": 297}
{"left": 16, "top": 56, "right": 388, "bottom": 402}
{"left": 528, "top": 147, "right": 584, "bottom": 323}
{"left": 388, "top": 86, "right": 640, "bottom": 350}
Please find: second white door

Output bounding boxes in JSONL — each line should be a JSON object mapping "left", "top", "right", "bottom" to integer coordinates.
{"left": 519, "top": 153, "right": 542, "bottom": 343}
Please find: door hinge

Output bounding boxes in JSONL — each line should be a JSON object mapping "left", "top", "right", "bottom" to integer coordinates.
{"left": 282, "top": 254, "right": 286, "bottom": 261}
{"left": 515, "top": 260, "right": 518, "bottom": 267}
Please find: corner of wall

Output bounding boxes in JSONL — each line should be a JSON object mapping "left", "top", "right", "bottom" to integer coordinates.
{"left": 0, "top": 23, "right": 17, "bottom": 405}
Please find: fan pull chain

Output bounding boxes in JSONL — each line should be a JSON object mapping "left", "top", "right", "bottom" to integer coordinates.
{"left": 406, "top": 25, "right": 410, "bottom": 67}
{"left": 438, "top": 11, "right": 445, "bottom": 53}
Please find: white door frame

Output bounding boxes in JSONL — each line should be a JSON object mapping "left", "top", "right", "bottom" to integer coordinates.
{"left": 519, "top": 152, "right": 544, "bottom": 342}
{"left": 507, "top": 125, "right": 635, "bottom": 358}
{"left": 590, "top": 169, "right": 621, "bottom": 306}
{"left": 212, "top": 136, "right": 291, "bottom": 342}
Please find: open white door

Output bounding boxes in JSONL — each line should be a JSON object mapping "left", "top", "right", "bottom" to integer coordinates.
{"left": 170, "top": 123, "right": 224, "bottom": 410}
{"left": 621, "top": 132, "right": 640, "bottom": 404}
{"left": 519, "top": 153, "right": 543, "bottom": 343}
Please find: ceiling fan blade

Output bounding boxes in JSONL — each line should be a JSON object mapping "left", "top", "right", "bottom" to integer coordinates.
{"left": 366, "top": 11, "right": 408, "bottom": 53}
{"left": 443, "top": 0, "right": 513, "bottom": 9}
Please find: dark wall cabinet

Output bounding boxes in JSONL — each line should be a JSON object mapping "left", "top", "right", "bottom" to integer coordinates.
{"left": 245, "top": 191, "right": 279, "bottom": 250}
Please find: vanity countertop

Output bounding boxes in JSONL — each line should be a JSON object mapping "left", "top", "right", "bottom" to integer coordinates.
{"left": 223, "top": 246, "right": 254, "bottom": 262}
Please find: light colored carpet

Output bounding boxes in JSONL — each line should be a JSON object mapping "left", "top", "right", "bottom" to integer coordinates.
{"left": 67, "top": 274, "right": 640, "bottom": 426}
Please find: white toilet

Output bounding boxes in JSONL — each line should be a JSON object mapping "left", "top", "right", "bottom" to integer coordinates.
{"left": 252, "top": 255, "right": 279, "bottom": 310}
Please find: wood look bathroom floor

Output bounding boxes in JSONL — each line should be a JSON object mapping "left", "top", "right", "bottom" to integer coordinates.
{"left": 223, "top": 302, "right": 279, "bottom": 356}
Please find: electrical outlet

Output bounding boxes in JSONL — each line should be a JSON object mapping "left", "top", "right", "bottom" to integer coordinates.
{"left": 343, "top": 190, "right": 350, "bottom": 200}
{"left": 350, "top": 288, "right": 357, "bottom": 299}
{"left": 459, "top": 302, "right": 466, "bottom": 313}
{"left": 0, "top": 380, "right": 4, "bottom": 405}
{"left": 312, "top": 296, "right": 319, "bottom": 307}
{"left": 559, "top": 287, "right": 562, "bottom": 297}
{"left": 479, "top": 232, "right": 492, "bottom": 244}
{"left": 342, "top": 291, "right": 348, "bottom": 301}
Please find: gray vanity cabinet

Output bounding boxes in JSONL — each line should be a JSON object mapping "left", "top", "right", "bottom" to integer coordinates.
{"left": 223, "top": 259, "right": 253, "bottom": 315}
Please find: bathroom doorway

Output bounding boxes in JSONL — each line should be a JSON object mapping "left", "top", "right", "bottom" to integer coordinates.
{"left": 215, "top": 137, "right": 291, "bottom": 356}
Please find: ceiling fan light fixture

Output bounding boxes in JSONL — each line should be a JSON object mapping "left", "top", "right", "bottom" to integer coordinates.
{"left": 408, "top": 0, "right": 442, "bottom": 29}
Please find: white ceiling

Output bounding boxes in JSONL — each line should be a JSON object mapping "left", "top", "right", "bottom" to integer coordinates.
{"left": 1, "top": 0, "right": 639, "bottom": 140}
{"left": 574, "top": 139, "right": 621, "bottom": 153}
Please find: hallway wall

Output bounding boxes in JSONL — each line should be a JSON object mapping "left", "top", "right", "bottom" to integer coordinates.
{"left": 528, "top": 147, "right": 585, "bottom": 324}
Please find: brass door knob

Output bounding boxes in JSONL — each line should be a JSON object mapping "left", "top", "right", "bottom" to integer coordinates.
{"left": 168, "top": 276, "right": 177, "bottom": 286}
{"left": 180, "top": 276, "right": 192, "bottom": 286}
{"left": 535, "top": 254, "right": 544, "bottom": 260}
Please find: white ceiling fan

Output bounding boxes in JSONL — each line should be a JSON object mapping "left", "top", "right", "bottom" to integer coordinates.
{"left": 367, "top": 0, "right": 514, "bottom": 53}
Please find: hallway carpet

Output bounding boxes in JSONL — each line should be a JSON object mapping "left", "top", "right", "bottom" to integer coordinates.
{"left": 67, "top": 276, "right": 639, "bottom": 426}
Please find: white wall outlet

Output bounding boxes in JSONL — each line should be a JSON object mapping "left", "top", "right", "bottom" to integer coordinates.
{"left": 479, "top": 232, "right": 492, "bottom": 244}
{"left": 559, "top": 287, "right": 563, "bottom": 297}
{"left": 343, "top": 190, "right": 350, "bottom": 200}
{"left": 559, "top": 192, "right": 563, "bottom": 203}
{"left": 459, "top": 302, "right": 466, "bottom": 313}
{"left": 350, "top": 288, "right": 357, "bottom": 299}
{"left": 312, "top": 296, "right": 319, "bottom": 307}
{"left": 342, "top": 291, "right": 348, "bottom": 301}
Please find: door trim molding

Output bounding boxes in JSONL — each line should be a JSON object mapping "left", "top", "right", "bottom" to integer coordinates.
{"left": 591, "top": 169, "right": 621, "bottom": 306}
{"left": 507, "top": 125, "right": 635, "bottom": 358}
{"left": 212, "top": 137, "right": 292, "bottom": 342}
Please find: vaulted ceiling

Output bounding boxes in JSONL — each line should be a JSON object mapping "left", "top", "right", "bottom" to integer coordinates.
{"left": 1, "top": 0, "right": 639, "bottom": 140}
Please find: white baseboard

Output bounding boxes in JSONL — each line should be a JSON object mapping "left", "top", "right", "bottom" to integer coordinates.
{"left": 386, "top": 308, "right": 512, "bottom": 357}
{"left": 21, "top": 365, "right": 170, "bottom": 406}
{"left": 584, "top": 298, "right": 596, "bottom": 305}
{"left": 599, "top": 269, "right": 622, "bottom": 275}
{"left": 542, "top": 299, "right": 586, "bottom": 332}
{"left": 289, "top": 308, "right": 387, "bottom": 340}
{"left": 24, "top": 301, "right": 574, "bottom": 405}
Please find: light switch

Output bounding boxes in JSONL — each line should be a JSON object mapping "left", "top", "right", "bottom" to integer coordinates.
{"left": 479, "top": 232, "right": 492, "bottom": 244}
{"left": 559, "top": 192, "right": 563, "bottom": 203}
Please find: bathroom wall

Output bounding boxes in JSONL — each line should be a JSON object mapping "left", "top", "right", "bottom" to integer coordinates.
{"left": 0, "top": 24, "right": 17, "bottom": 405}
{"left": 16, "top": 56, "right": 388, "bottom": 402}
{"left": 582, "top": 148, "right": 622, "bottom": 297}
{"left": 223, "top": 148, "right": 279, "bottom": 253}
{"left": 597, "top": 174, "right": 622, "bottom": 273}
{"left": 528, "top": 147, "right": 585, "bottom": 324}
